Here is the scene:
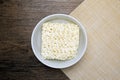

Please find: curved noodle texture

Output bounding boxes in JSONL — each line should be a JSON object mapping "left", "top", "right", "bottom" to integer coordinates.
{"left": 41, "top": 22, "right": 79, "bottom": 60}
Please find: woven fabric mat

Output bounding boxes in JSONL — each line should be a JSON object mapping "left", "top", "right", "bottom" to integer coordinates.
{"left": 62, "top": 0, "right": 120, "bottom": 80}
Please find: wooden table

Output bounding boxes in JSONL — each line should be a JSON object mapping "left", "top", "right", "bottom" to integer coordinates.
{"left": 0, "top": 0, "right": 83, "bottom": 80}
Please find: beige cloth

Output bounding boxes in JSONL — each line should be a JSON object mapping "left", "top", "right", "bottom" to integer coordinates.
{"left": 62, "top": 0, "right": 120, "bottom": 80}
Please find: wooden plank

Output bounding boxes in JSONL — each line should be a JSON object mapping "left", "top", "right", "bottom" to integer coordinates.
{"left": 0, "top": 0, "right": 83, "bottom": 80}
{"left": 62, "top": 0, "right": 120, "bottom": 80}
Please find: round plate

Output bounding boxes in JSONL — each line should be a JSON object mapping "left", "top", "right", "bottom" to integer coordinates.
{"left": 31, "top": 14, "right": 87, "bottom": 69}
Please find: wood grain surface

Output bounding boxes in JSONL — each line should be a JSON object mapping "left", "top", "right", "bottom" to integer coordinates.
{"left": 63, "top": 0, "right": 120, "bottom": 80}
{"left": 0, "top": 0, "right": 83, "bottom": 80}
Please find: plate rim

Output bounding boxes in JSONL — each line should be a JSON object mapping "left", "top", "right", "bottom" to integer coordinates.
{"left": 31, "top": 14, "right": 87, "bottom": 69}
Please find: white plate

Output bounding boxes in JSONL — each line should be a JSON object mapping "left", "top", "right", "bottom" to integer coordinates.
{"left": 31, "top": 14, "right": 87, "bottom": 69}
